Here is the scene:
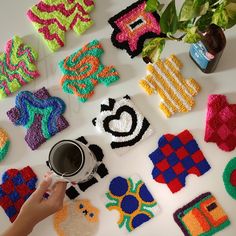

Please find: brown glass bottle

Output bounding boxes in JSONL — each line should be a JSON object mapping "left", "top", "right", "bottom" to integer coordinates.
{"left": 189, "top": 24, "right": 226, "bottom": 73}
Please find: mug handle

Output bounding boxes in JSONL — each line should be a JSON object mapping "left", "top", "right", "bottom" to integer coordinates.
{"left": 48, "top": 173, "right": 69, "bottom": 190}
{"left": 46, "top": 161, "right": 52, "bottom": 170}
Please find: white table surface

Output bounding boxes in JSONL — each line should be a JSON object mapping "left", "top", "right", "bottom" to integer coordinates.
{"left": 0, "top": 1, "right": 236, "bottom": 235}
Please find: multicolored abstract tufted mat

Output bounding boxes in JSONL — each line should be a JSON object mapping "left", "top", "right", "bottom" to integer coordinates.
{"left": 59, "top": 39, "right": 120, "bottom": 103}
{"left": 108, "top": 0, "right": 162, "bottom": 58}
{"left": 105, "top": 175, "right": 159, "bottom": 232}
{"left": 27, "top": 0, "right": 95, "bottom": 52}
{"left": 174, "top": 192, "right": 230, "bottom": 236}
{"left": 7, "top": 87, "right": 69, "bottom": 150}
{"left": 0, "top": 36, "right": 39, "bottom": 100}
{"left": 0, "top": 128, "right": 10, "bottom": 162}
{"left": 223, "top": 157, "right": 236, "bottom": 200}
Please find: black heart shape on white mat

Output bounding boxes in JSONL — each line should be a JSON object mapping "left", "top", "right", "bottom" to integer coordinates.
{"left": 103, "top": 105, "right": 137, "bottom": 137}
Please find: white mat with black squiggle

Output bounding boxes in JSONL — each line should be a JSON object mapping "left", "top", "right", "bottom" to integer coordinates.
{"left": 93, "top": 95, "right": 153, "bottom": 155}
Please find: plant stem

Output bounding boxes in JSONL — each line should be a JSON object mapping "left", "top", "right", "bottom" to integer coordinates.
{"left": 210, "top": 0, "right": 224, "bottom": 7}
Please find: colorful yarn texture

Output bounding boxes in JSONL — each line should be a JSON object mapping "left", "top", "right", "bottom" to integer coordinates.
{"left": 0, "top": 36, "right": 39, "bottom": 100}
{"left": 93, "top": 95, "right": 153, "bottom": 155}
{"left": 54, "top": 199, "right": 99, "bottom": 236}
{"left": 0, "top": 166, "right": 38, "bottom": 222}
{"left": 105, "top": 175, "right": 159, "bottom": 232}
{"left": 59, "top": 39, "right": 120, "bottom": 103}
{"left": 65, "top": 137, "right": 108, "bottom": 200}
{"left": 223, "top": 157, "right": 236, "bottom": 200}
{"left": 0, "top": 128, "right": 10, "bottom": 162}
{"left": 149, "top": 130, "right": 211, "bottom": 193}
{"left": 174, "top": 192, "right": 230, "bottom": 236}
{"left": 140, "top": 55, "right": 201, "bottom": 117}
{"left": 108, "top": 0, "right": 162, "bottom": 58}
{"left": 205, "top": 94, "right": 236, "bottom": 152}
{"left": 7, "top": 87, "right": 69, "bottom": 150}
{"left": 27, "top": 0, "right": 94, "bottom": 52}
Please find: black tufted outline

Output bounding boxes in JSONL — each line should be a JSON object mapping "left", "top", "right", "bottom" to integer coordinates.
{"left": 96, "top": 163, "right": 109, "bottom": 178}
{"left": 78, "top": 177, "right": 98, "bottom": 192}
{"left": 111, "top": 117, "right": 150, "bottom": 149}
{"left": 108, "top": 0, "right": 165, "bottom": 58}
{"left": 100, "top": 98, "right": 116, "bottom": 112}
{"left": 66, "top": 186, "right": 80, "bottom": 199}
{"left": 103, "top": 105, "right": 138, "bottom": 137}
{"left": 88, "top": 144, "right": 104, "bottom": 161}
{"left": 76, "top": 136, "right": 88, "bottom": 145}
{"left": 92, "top": 118, "right": 97, "bottom": 126}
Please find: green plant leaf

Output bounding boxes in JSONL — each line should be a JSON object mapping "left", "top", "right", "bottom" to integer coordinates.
{"left": 227, "top": 17, "right": 236, "bottom": 28}
{"left": 178, "top": 20, "right": 194, "bottom": 31}
{"left": 179, "top": 0, "right": 209, "bottom": 21}
{"left": 226, "top": 0, "right": 236, "bottom": 3}
{"left": 196, "top": 11, "right": 214, "bottom": 30}
{"left": 160, "top": 0, "right": 178, "bottom": 34}
{"left": 183, "top": 26, "right": 202, "bottom": 43}
{"left": 179, "top": 0, "right": 195, "bottom": 21}
{"left": 194, "top": 0, "right": 209, "bottom": 14}
{"left": 142, "top": 38, "right": 166, "bottom": 63}
{"left": 212, "top": 7, "right": 229, "bottom": 28}
{"left": 225, "top": 2, "right": 236, "bottom": 28}
{"left": 226, "top": 2, "right": 236, "bottom": 18}
{"left": 199, "top": 2, "right": 209, "bottom": 15}
{"left": 193, "top": 0, "right": 208, "bottom": 7}
{"left": 145, "top": 0, "right": 159, "bottom": 12}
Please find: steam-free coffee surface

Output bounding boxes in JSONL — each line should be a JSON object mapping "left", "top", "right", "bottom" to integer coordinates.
{"left": 53, "top": 143, "right": 83, "bottom": 175}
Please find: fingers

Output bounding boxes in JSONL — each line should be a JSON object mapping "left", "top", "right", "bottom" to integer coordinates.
{"left": 31, "top": 176, "right": 52, "bottom": 201}
{"left": 48, "top": 182, "right": 67, "bottom": 204}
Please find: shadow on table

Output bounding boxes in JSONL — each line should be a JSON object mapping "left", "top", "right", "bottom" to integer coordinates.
{"left": 132, "top": 93, "right": 170, "bottom": 136}
{"left": 221, "top": 91, "right": 236, "bottom": 103}
{"left": 23, "top": 34, "right": 58, "bottom": 85}
{"left": 90, "top": 0, "right": 114, "bottom": 33}
{"left": 215, "top": 37, "right": 236, "bottom": 73}
{"left": 100, "top": 37, "right": 137, "bottom": 81}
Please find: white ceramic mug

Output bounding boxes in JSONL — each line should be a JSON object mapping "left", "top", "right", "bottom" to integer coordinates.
{"left": 46, "top": 139, "right": 98, "bottom": 187}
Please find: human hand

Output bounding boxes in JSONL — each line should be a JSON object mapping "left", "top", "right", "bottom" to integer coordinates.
{"left": 19, "top": 175, "right": 67, "bottom": 225}
{"left": 2, "top": 175, "right": 67, "bottom": 236}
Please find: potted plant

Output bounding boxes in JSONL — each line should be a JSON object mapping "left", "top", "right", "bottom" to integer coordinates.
{"left": 142, "top": 0, "right": 236, "bottom": 73}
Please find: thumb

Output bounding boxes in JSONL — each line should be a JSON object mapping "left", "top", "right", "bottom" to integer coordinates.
{"left": 31, "top": 176, "right": 52, "bottom": 201}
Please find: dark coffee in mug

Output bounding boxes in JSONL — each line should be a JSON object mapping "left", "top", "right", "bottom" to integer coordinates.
{"left": 48, "top": 140, "right": 98, "bottom": 183}
{"left": 51, "top": 142, "right": 83, "bottom": 175}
